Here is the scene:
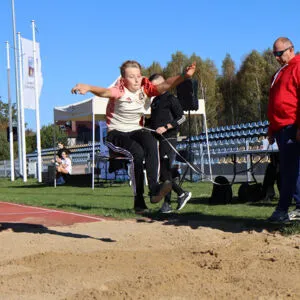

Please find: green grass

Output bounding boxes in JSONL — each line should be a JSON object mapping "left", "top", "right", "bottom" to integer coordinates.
{"left": 0, "top": 178, "right": 299, "bottom": 235}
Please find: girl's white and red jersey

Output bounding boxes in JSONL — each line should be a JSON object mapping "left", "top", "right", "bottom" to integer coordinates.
{"left": 106, "top": 77, "right": 159, "bottom": 132}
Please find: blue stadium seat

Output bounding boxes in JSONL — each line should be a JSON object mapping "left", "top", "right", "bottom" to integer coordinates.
{"left": 235, "top": 130, "right": 242, "bottom": 137}
{"left": 257, "top": 127, "right": 264, "bottom": 135}
{"left": 216, "top": 140, "right": 223, "bottom": 147}
{"left": 262, "top": 120, "right": 269, "bottom": 127}
{"left": 212, "top": 140, "right": 218, "bottom": 147}
{"left": 199, "top": 134, "right": 206, "bottom": 142}
{"left": 213, "top": 133, "right": 219, "bottom": 140}
{"left": 245, "top": 129, "right": 252, "bottom": 136}
{"left": 251, "top": 136, "right": 258, "bottom": 143}
{"left": 223, "top": 139, "right": 229, "bottom": 146}
{"left": 237, "top": 138, "right": 246, "bottom": 146}
{"left": 250, "top": 128, "right": 258, "bottom": 136}
{"left": 225, "top": 131, "right": 232, "bottom": 138}
{"left": 256, "top": 120, "right": 263, "bottom": 127}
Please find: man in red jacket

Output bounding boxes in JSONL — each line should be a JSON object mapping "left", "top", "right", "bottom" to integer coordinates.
{"left": 267, "top": 37, "right": 300, "bottom": 223}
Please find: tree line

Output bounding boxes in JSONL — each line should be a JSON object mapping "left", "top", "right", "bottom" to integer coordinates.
{"left": 0, "top": 48, "right": 284, "bottom": 159}
{"left": 142, "top": 49, "right": 281, "bottom": 137}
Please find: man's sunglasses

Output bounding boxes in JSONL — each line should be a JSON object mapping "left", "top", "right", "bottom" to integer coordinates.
{"left": 273, "top": 46, "right": 293, "bottom": 57}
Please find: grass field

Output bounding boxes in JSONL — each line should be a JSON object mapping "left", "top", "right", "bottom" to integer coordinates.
{"left": 0, "top": 178, "right": 299, "bottom": 234}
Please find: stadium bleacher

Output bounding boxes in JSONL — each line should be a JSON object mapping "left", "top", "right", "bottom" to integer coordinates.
{"left": 175, "top": 120, "right": 274, "bottom": 182}
{"left": 177, "top": 120, "right": 269, "bottom": 155}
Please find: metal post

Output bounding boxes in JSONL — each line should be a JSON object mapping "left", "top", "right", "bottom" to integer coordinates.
{"left": 200, "top": 143, "right": 204, "bottom": 181}
{"left": 246, "top": 140, "right": 251, "bottom": 182}
{"left": 6, "top": 41, "right": 15, "bottom": 181}
{"left": 11, "top": 0, "right": 23, "bottom": 176}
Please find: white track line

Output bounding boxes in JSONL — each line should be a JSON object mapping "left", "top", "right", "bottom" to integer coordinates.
{"left": 0, "top": 202, "right": 104, "bottom": 221}
{"left": 0, "top": 211, "right": 51, "bottom": 215}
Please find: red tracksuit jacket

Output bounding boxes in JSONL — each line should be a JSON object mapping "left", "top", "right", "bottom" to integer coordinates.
{"left": 268, "top": 55, "right": 300, "bottom": 136}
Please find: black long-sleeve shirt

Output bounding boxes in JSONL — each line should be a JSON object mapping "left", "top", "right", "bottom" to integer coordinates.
{"left": 149, "top": 91, "right": 186, "bottom": 138}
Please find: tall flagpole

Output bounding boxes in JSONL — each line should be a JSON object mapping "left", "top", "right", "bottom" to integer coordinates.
{"left": 17, "top": 32, "right": 27, "bottom": 182}
{"left": 6, "top": 41, "right": 15, "bottom": 181}
{"left": 32, "top": 20, "right": 42, "bottom": 182}
{"left": 11, "top": 0, "right": 23, "bottom": 177}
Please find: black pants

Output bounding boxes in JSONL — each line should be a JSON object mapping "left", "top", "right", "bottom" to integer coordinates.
{"left": 106, "top": 129, "right": 160, "bottom": 198}
{"left": 275, "top": 125, "right": 300, "bottom": 212}
{"left": 158, "top": 136, "right": 184, "bottom": 203}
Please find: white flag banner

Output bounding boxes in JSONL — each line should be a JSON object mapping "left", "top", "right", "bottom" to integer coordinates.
{"left": 21, "top": 37, "right": 43, "bottom": 110}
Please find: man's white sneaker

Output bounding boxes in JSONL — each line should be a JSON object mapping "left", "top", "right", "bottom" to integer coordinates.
{"left": 288, "top": 208, "right": 300, "bottom": 221}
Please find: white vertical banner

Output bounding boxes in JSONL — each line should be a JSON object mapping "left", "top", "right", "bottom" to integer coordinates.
{"left": 20, "top": 37, "right": 43, "bottom": 110}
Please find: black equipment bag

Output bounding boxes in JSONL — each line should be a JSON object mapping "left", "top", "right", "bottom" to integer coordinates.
{"left": 238, "top": 182, "right": 263, "bottom": 203}
{"left": 210, "top": 176, "right": 232, "bottom": 205}
{"left": 176, "top": 79, "right": 199, "bottom": 111}
{"left": 261, "top": 153, "right": 280, "bottom": 199}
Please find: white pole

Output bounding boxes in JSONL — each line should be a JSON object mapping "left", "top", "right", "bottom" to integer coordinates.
{"left": 201, "top": 99, "right": 213, "bottom": 181}
{"left": 32, "top": 20, "right": 42, "bottom": 182}
{"left": 6, "top": 41, "right": 15, "bottom": 181}
{"left": 92, "top": 98, "right": 95, "bottom": 190}
{"left": 11, "top": 0, "right": 23, "bottom": 176}
{"left": 204, "top": 113, "right": 213, "bottom": 181}
{"left": 17, "top": 32, "right": 27, "bottom": 182}
{"left": 246, "top": 140, "right": 251, "bottom": 182}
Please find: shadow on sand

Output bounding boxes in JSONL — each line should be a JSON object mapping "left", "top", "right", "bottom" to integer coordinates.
{"left": 0, "top": 222, "right": 116, "bottom": 242}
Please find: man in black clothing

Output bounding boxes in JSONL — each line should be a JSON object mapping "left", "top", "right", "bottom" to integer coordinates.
{"left": 149, "top": 74, "right": 192, "bottom": 213}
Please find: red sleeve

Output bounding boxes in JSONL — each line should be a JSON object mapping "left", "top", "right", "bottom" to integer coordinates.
{"left": 142, "top": 77, "right": 160, "bottom": 97}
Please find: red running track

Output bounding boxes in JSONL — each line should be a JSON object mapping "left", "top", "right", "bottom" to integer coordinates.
{"left": 0, "top": 202, "right": 104, "bottom": 227}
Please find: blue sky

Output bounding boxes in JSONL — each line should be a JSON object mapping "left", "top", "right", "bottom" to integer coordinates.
{"left": 0, "top": 0, "right": 300, "bottom": 131}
